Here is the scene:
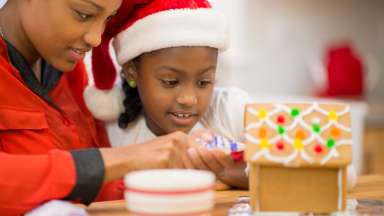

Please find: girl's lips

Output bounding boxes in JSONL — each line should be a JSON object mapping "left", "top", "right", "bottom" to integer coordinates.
{"left": 168, "top": 112, "right": 197, "bottom": 126}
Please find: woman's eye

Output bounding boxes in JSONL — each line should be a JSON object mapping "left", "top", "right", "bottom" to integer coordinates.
{"left": 75, "top": 10, "right": 93, "bottom": 21}
{"left": 197, "top": 80, "right": 213, "bottom": 88}
{"left": 106, "top": 14, "right": 116, "bottom": 22}
{"left": 161, "top": 79, "right": 179, "bottom": 87}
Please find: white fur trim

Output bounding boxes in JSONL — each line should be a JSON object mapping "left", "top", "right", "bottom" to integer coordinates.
{"left": 84, "top": 85, "right": 125, "bottom": 121}
{"left": 113, "top": 8, "right": 229, "bottom": 65}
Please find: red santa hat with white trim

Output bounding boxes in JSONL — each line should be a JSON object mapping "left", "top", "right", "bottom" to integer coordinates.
{"left": 84, "top": 0, "right": 229, "bottom": 121}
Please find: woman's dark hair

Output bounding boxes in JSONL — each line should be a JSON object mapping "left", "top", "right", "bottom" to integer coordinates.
{"left": 118, "top": 58, "right": 143, "bottom": 129}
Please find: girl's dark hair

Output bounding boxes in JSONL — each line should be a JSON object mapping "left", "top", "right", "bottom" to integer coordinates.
{"left": 118, "top": 58, "right": 143, "bottom": 129}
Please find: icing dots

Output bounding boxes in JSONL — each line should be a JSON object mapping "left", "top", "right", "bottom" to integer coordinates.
{"left": 276, "top": 141, "right": 285, "bottom": 151}
{"left": 260, "top": 139, "right": 270, "bottom": 149}
{"left": 314, "top": 144, "right": 324, "bottom": 154}
{"left": 295, "top": 129, "right": 306, "bottom": 140}
{"left": 294, "top": 139, "right": 304, "bottom": 151}
{"left": 312, "top": 123, "right": 321, "bottom": 134}
{"left": 328, "top": 110, "right": 338, "bottom": 121}
{"left": 277, "top": 126, "right": 285, "bottom": 135}
{"left": 291, "top": 108, "right": 300, "bottom": 117}
{"left": 258, "top": 127, "right": 267, "bottom": 138}
{"left": 258, "top": 108, "right": 267, "bottom": 119}
{"left": 327, "top": 138, "right": 336, "bottom": 149}
{"left": 330, "top": 127, "right": 341, "bottom": 138}
{"left": 276, "top": 115, "right": 286, "bottom": 124}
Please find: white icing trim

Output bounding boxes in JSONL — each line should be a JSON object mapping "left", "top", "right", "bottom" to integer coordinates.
{"left": 113, "top": 9, "right": 229, "bottom": 65}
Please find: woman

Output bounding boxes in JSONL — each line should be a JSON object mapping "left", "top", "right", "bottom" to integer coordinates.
{"left": 0, "top": 0, "right": 194, "bottom": 214}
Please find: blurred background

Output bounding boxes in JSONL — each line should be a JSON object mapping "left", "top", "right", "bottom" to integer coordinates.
{"left": 209, "top": 0, "right": 384, "bottom": 175}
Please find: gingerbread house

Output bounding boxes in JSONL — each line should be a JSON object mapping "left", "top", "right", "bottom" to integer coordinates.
{"left": 244, "top": 102, "right": 352, "bottom": 213}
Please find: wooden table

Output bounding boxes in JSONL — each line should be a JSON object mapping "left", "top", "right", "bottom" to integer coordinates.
{"left": 85, "top": 175, "right": 384, "bottom": 216}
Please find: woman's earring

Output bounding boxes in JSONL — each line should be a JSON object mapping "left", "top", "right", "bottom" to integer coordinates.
{"left": 128, "top": 79, "right": 137, "bottom": 88}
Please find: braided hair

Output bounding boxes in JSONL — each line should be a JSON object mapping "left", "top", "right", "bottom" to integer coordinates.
{"left": 118, "top": 58, "right": 143, "bottom": 129}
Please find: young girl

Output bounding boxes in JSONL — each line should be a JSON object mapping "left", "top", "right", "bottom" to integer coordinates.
{"left": 0, "top": 0, "right": 198, "bottom": 214}
{"left": 85, "top": 0, "right": 250, "bottom": 188}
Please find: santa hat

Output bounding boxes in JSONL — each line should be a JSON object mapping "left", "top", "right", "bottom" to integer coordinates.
{"left": 84, "top": 0, "right": 229, "bottom": 121}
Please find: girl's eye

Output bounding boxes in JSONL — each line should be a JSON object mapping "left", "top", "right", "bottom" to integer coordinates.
{"left": 161, "top": 79, "right": 179, "bottom": 88}
{"left": 197, "top": 80, "right": 213, "bottom": 88}
{"left": 75, "top": 10, "right": 93, "bottom": 21}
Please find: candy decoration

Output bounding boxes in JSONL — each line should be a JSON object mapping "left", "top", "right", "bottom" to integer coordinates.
{"left": 258, "top": 108, "right": 267, "bottom": 119}
{"left": 295, "top": 129, "right": 306, "bottom": 140}
{"left": 260, "top": 139, "right": 270, "bottom": 149}
{"left": 314, "top": 144, "right": 324, "bottom": 154}
{"left": 327, "top": 138, "right": 336, "bottom": 148}
{"left": 259, "top": 127, "right": 267, "bottom": 138}
{"left": 312, "top": 123, "right": 321, "bottom": 133}
{"left": 276, "top": 141, "right": 285, "bottom": 151}
{"left": 329, "top": 110, "right": 338, "bottom": 121}
{"left": 291, "top": 108, "right": 300, "bottom": 117}
{"left": 330, "top": 127, "right": 341, "bottom": 138}
{"left": 277, "top": 126, "right": 285, "bottom": 135}
{"left": 294, "top": 139, "right": 304, "bottom": 150}
{"left": 276, "top": 115, "right": 285, "bottom": 124}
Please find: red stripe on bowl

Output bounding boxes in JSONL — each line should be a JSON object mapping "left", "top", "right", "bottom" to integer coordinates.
{"left": 125, "top": 185, "right": 214, "bottom": 195}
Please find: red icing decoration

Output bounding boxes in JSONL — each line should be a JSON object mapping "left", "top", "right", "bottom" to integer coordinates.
{"left": 231, "top": 151, "right": 244, "bottom": 163}
{"left": 314, "top": 144, "right": 324, "bottom": 154}
{"left": 277, "top": 115, "right": 285, "bottom": 124}
{"left": 276, "top": 141, "right": 285, "bottom": 151}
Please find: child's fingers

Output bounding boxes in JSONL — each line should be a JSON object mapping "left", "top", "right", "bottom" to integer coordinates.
{"left": 187, "top": 147, "right": 210, "bottom": 170}
{"left": 215, "top": 180, "right": 231, "bottom": 191}
{"left": 210, "top": 149, "right": 234, "bottom": 168}
{"left": 196, "top": 147, "right": 224, "bottom": 174}
{"left": 182, "top": 152, "right": 194, "bottom": 169}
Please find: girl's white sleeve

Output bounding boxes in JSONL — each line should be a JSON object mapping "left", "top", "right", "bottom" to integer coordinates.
{"left": 200, "top": 87, "right": 251, "bottom": 142}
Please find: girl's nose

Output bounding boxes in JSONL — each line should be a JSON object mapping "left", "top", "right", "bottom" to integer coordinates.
{"left": 177, "top": 90, "right": 197, "bottom": 107}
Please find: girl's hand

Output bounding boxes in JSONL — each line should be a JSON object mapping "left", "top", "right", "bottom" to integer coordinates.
{"left": 215, "top": 180, "right": 231, "bottom": 191}
{"left": 187, "top": 146, "right": 234, "bottom": 177}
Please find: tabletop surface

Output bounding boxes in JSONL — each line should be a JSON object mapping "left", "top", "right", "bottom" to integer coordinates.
{"left": 85, "top": 174, "right": 384, "bottom": 216}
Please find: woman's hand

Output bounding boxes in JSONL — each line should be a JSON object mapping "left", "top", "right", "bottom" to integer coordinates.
{"left": 100, "top": 131, "right": 194, "bottom": 182}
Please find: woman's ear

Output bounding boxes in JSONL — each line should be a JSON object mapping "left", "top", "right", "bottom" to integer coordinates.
{"left": 122, "top": 61, "right": 138, "bottom": 81}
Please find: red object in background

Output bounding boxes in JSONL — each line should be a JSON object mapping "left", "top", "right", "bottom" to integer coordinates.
{"left": 320, "top": 44, "right": 365, "bottom": 97}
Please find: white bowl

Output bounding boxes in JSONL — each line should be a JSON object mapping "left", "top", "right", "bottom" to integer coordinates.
{"left": 124, "top": 169, "right": 215, "bottom": 215}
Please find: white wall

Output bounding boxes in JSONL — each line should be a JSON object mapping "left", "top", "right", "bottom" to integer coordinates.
{"left": 0, "top": 0, "right": 6, "bottom": 8}
{"left": 211, "top": 0, "right": 384, "bottom": 100}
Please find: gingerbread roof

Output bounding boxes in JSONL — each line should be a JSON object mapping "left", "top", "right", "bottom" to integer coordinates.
{"left": 244, "top": 102, "right": 352, "bottom": 168}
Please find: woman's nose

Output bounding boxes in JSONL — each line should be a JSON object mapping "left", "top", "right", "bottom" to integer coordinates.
{"left": 83, "top": 23, "right": 104, "bottom": 48}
